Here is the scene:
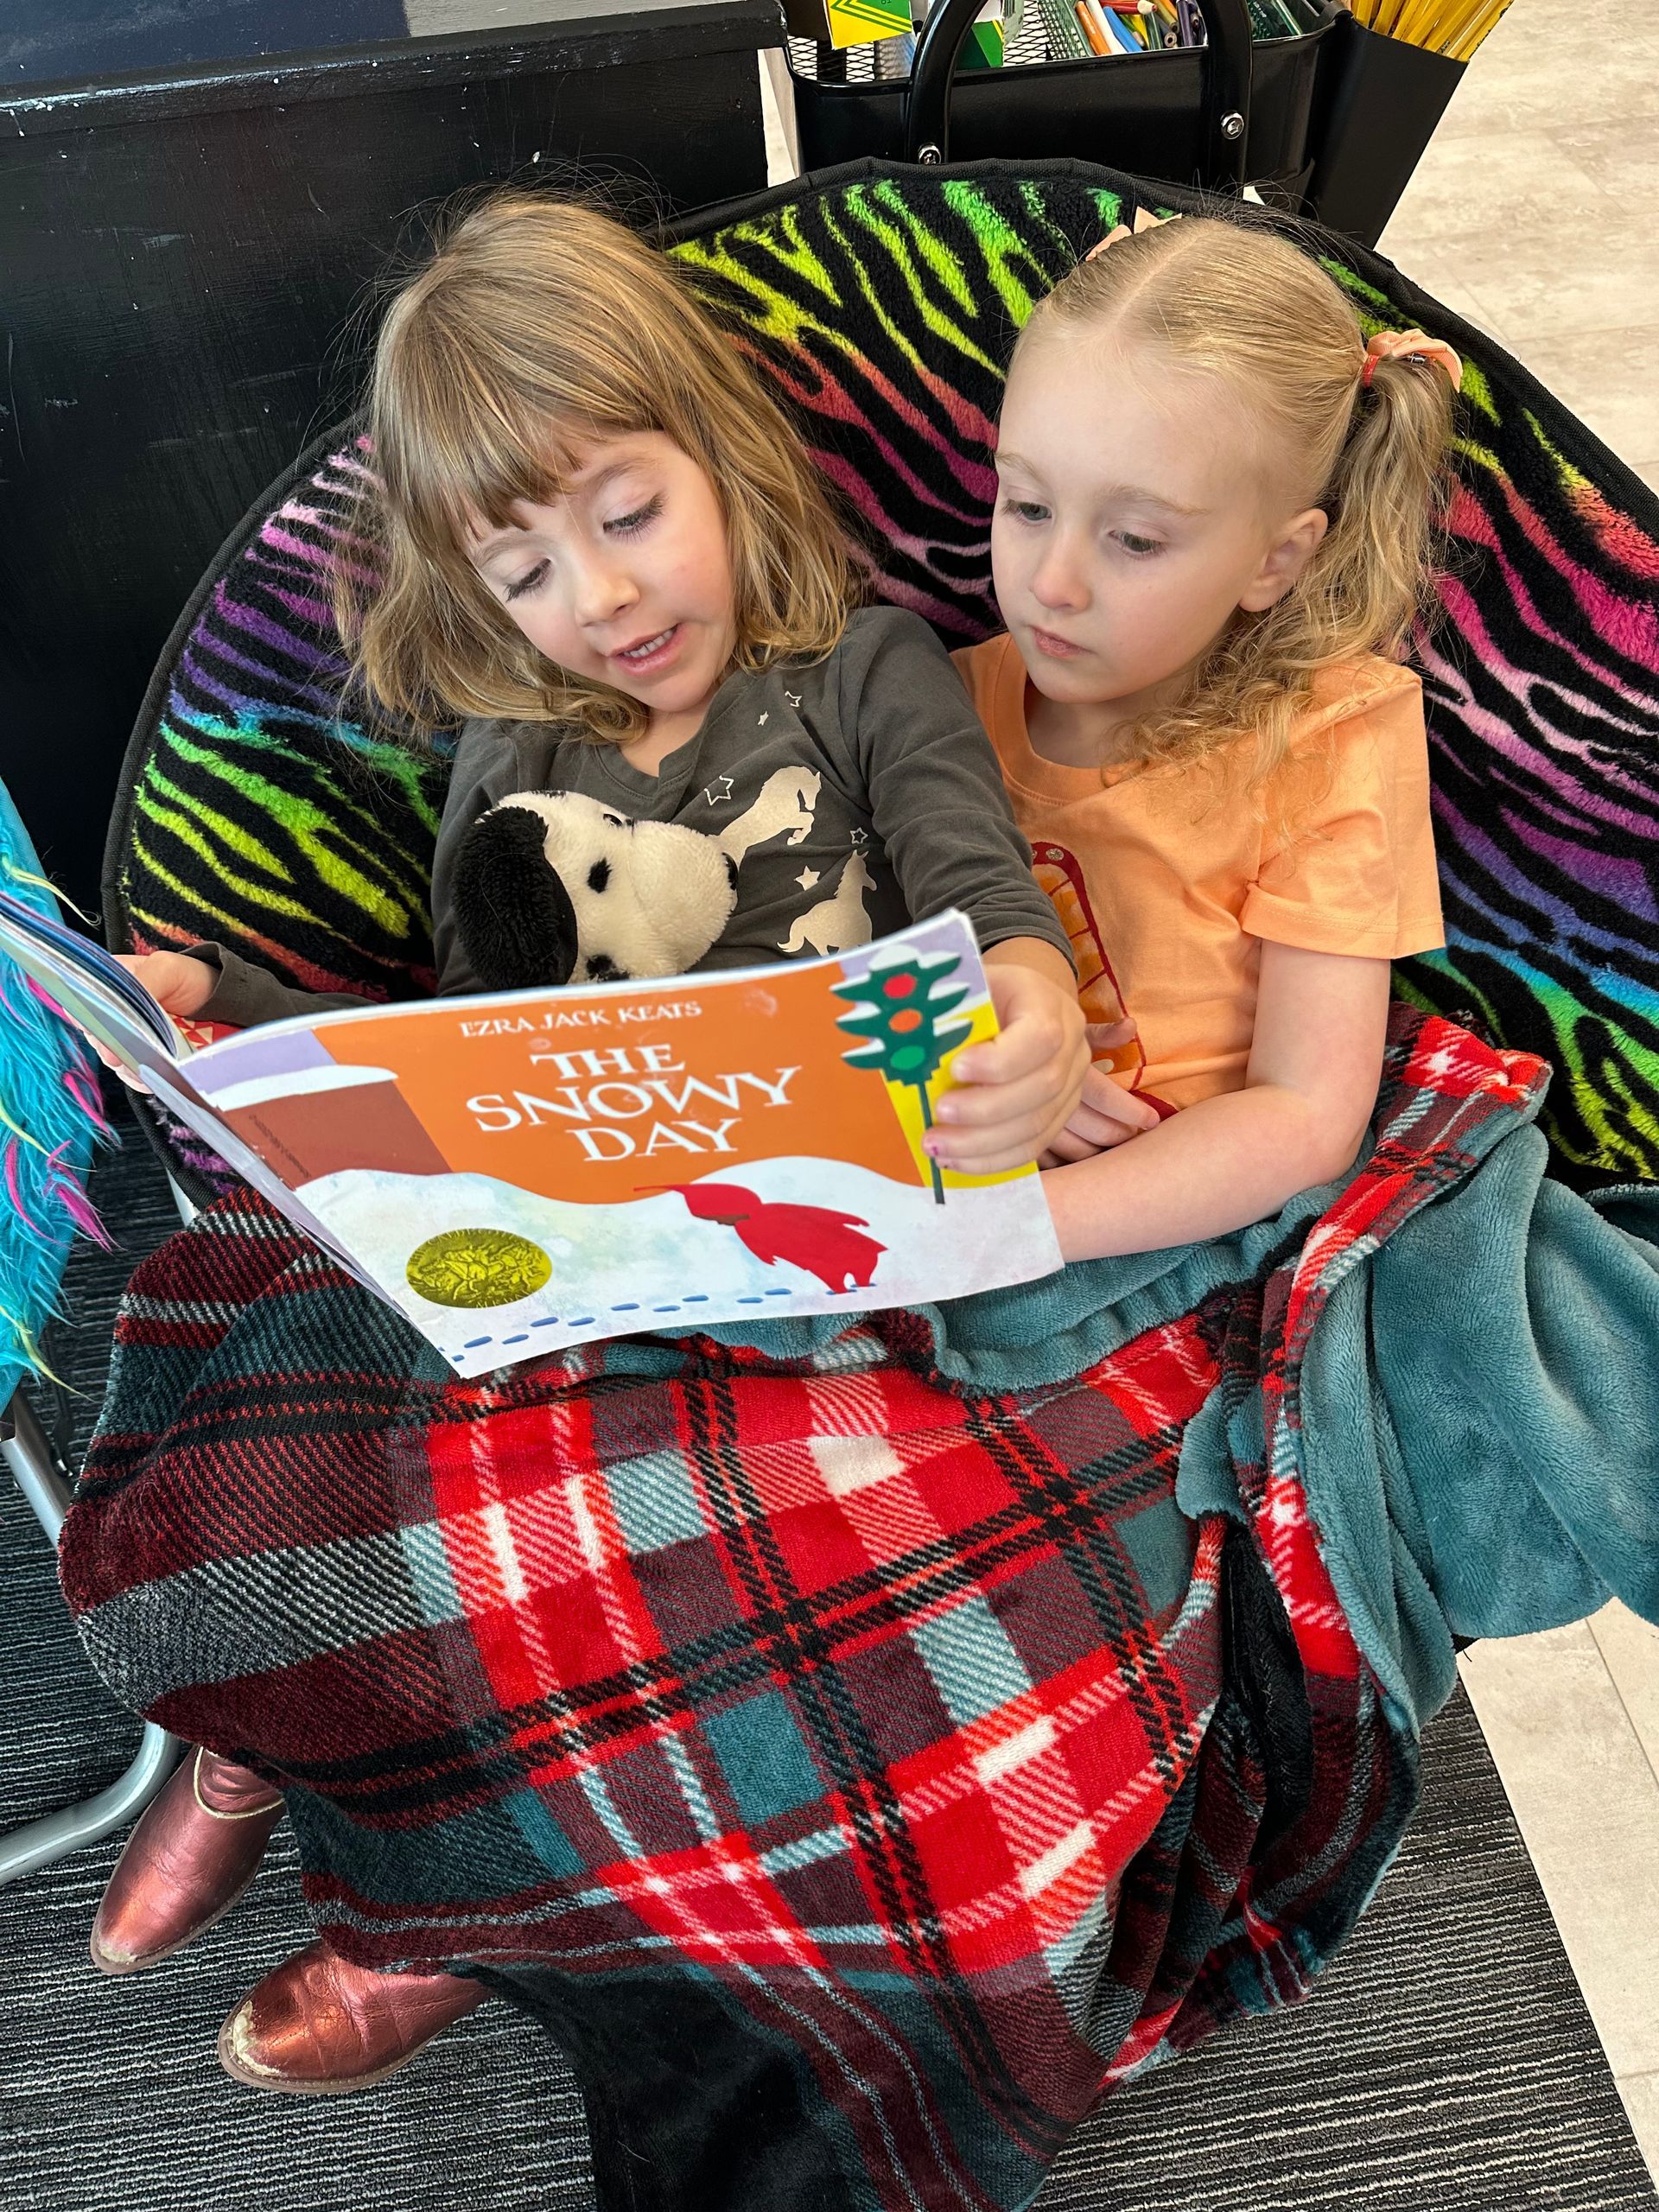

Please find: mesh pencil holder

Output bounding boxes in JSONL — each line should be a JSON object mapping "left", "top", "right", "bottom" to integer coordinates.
{"left": 785, "top": 0, "right": 1343, "bottom": 205}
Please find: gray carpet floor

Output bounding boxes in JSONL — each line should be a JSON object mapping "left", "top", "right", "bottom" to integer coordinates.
{"left": 2, "top": 1115, "right": 1654, "bottom": 2210}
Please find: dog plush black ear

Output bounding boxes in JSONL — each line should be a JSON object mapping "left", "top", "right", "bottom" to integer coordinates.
{"left": 451, "top": 804, "right": 580, "bottom": 991}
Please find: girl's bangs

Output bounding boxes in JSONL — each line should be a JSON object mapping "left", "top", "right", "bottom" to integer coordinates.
{"left": 399, "top": 345, "right": 649, "bottom": 563}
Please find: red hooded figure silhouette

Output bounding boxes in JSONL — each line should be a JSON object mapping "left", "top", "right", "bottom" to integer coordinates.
{"left": 660, "top": 1183, "right": 886, "bottom": 1294}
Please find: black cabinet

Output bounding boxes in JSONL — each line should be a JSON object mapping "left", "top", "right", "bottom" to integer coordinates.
{"left": 0, "top": 0, "right": 779, "bottom": 905}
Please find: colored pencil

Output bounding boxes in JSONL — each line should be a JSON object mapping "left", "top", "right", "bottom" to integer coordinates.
{"left": 1092, "top": 0, "right": 1141, "bottom": 49}
{"left": 1140, "top": 0, "right": 1171, "bottom": 41}
{"left": 1074, "top": 0, "right": 1113, "bottom": 52}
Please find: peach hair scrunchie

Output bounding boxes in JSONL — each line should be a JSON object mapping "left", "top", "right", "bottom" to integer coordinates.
{"left": 1360, "top": 327, "right": 1465, "bottom": 392}
{"left": 1084, "top": 207, "right": 1181, "bottom": 262}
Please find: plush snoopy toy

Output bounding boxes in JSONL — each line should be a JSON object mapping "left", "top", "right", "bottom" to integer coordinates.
{"left": 451, "top": 790, "right": 738, "bottom": 993}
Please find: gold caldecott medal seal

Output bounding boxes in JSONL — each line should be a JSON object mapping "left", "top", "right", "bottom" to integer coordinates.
{"left": 406, "top": 1228, "right": 553, "bottom": 1309}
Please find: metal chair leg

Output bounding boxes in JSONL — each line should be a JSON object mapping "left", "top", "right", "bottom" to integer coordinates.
{"left": 0, "top": 1723, "right": 181, "bottom": 1888}
{"left": 4, "top": 1385, "right": 73, "bottom": 1541}
{"left": 2, "top": 1389, "right": 181, "bottom": 1888}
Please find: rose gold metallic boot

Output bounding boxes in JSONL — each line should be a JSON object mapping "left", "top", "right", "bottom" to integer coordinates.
{"left": 217, "top": 1939, "right": 488, "bottom": 2094}
{"left": 89, "top": 1747, "right": 285, "bottom": 1975}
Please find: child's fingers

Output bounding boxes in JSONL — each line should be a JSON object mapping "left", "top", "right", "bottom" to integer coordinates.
{"left": 957, "top": 968, "right": 1085, "bottom": 1089}
{"left": 88, "top": 1039, "right": 150, "bottom": 1094}
{"left": 1077, "top": 1070, "right": 1161, "bottom": 1134}
{"left": 944, "top": 1024, "right": 1090, "bottom": 1130}
{"left": 934, "top": 1058, "right": 1076, "bottom": 1134}
{"left": 932, "top": 1077, "right": 1122, "bottom": 1174}
{"left": 951, "top": 1019, "right": 1060, "bottom": 1088}
{"left": 114, "top": 949, "right": 219, "bottom": 1019}
{"left": 1084, "top": 1017, "right": 1138, "bottom": 1055}
{"left": 931, "top": 1119, "right": 1058, "bottom": 1177}
{"left": 1067, "top": 1102, "right": 1148, "bottom": 1151}
{"left": 1040, "top": 1117, "right": 1143, "bottom": 1169}
{"left": 1040, "top": 1128, "right": 1103, "bottom": 1167}
{"left": 934, "top": 1074, "right": 1090, "bottom": 1172}
{"left": 929, "top": 1090, "right": 1066, "bottom": 1173}
{"left": 1039, "top": 1108, "right": 1150, "bottom": 1170}
{"left": 933, "top": 971, "right": 1090, "bottom": 1170}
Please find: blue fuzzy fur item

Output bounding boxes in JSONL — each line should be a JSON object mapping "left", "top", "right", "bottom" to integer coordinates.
{"left": 0, "top": 785, "right": 110, "bottom": 1401}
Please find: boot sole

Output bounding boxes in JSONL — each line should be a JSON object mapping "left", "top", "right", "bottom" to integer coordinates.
{"left": 88, "top": 1861, "right": 268, "bottom": 1978}
{"left": 215, "top": 2013, "right": 462, "bottom": 2096}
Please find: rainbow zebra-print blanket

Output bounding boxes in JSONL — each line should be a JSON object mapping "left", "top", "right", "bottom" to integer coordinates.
{"left": 105, "top": 162, "right": 1659, "bottom": 1193}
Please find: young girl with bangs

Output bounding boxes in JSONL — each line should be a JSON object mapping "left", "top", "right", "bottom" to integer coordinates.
{"left": 120, "top": 191, "right": 1085, "bottom": 1173}
{"left": 957, "top": 213, "right": 1460, "bottom": 1256}
{"left": 88, "top": 190, "right": 1087, "bottom": 2093}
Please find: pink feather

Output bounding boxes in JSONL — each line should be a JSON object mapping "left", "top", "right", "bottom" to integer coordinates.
{"left": 3, "top": 1141, "right": 44, "bottom": 1237}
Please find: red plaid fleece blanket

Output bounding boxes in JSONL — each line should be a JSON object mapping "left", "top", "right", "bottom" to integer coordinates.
{"left": 63, "top": 1013, "right": 1550, "bottom": 2212}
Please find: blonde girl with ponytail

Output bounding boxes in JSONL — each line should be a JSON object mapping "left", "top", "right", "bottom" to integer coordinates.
{"left": 950, "top": 214, "right": 1460, "bottom": 1258}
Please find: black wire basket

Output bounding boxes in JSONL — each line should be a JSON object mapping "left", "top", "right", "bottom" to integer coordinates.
{"left": 786, "top": 0, "right": 1344, "bottom": 207}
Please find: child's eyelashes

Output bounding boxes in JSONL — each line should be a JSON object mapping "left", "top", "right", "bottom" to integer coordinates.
{"left": 606, "top": 495, "right": 664, "bottom": 537}
{"left": 496, "top": 494, "right": 664, "bottom": 602}
{"left": 503, "top": 561, "right": 550, "bottom": 603}
{"left": 998, "top": 497, "right": 1164, "bottom": 557}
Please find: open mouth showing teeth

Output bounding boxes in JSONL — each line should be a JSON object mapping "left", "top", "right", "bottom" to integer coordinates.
{"left": 616, "top": 628, "right": 676, "bottom": 662}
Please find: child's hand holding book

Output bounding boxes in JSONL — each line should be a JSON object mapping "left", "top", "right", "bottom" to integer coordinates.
{"left": 85, "top": 950, "right": 219, "bottom": 1089}
{"left": 925, "top": 951, "right": 1090, "bottom": 1174}
{"left": 117, "top": 950, "right": 218, "bottom": 1018}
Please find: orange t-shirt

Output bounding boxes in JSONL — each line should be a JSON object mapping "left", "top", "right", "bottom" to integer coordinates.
{"left": 955, "top": 635, "right": 1445, "bottom": 1110}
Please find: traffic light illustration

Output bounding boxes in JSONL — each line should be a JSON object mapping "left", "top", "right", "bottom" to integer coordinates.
{"left": 833, "top": 947, "right": 976, "bottom": 1204}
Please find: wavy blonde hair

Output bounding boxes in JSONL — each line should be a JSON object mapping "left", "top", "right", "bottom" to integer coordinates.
{"left": 338, "top": 191, "right": 855, "bottom": 741}
{"left": 1014, "top": 215, "right": 1456, "bottom": 783}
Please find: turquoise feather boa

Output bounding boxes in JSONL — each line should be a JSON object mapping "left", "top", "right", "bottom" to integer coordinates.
{"left": 0, "top": 785, "right": 109, "bottom": 1399}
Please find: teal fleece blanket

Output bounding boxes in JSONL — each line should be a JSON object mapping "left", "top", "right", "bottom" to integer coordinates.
{"left": 713, "top": 1009, "right": 1659, "bottom": 1738}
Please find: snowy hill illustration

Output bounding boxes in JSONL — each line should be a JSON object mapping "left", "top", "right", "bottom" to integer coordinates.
{"left": 297, "top": 1156, "right": 1061, "bottom": 1377}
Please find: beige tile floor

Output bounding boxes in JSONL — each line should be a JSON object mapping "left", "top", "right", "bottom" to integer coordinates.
{"left": 1458, "top": 1612, "right": 1659, "bottom": 2182}
{"left": 1380, "top": 3, "right": 1659, "bottom": 2183}
{"left": 762, "top": 11, "right": 1659, "bottom": 2180}
{"left": 1379, "top": 0, "right": 1659, "bottom": 496}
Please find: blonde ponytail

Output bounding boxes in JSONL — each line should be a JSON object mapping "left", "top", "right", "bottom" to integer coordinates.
{"left": 1017, "top": 218, "right": 1457, "bottom": 785}
{"left": 1310, "top": 346, "right": 1457, "bottom": 661}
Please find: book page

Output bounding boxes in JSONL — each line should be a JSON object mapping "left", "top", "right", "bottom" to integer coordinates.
{"left": 179, "top": 913, "right": 1065, "bottom": 1375}
{"left": 0, "top": 889, "right": 183, "bottom": 1081}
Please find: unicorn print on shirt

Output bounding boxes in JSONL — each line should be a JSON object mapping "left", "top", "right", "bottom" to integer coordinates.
{"left": 717, "top": 767, "right": 822, "bottom": 868}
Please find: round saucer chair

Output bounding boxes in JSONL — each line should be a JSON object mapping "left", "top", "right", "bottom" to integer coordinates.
{"left": 104, "top": 159, "right": 1659, "bottom": 1204}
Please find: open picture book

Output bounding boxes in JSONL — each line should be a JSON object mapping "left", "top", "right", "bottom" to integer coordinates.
{"left": 0, "top": 891, "right": 1064, "bottom": 1376}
